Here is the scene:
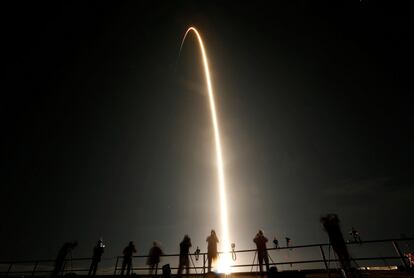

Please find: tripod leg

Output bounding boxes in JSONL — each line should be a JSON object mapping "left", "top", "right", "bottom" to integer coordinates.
{"left": 250, "top": 251, "right": 257, "bottom": 273}
{"left": 189, "top": 254, "right": 198, "bottom": 276}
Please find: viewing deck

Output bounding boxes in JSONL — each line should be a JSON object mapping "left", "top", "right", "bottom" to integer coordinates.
{"left": 1, "top": 238, "right": 413, "bottom": 277}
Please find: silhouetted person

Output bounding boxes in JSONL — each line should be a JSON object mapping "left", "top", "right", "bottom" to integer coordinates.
{"left": 253, "top": 230, "right": 269, "bottom": 277}
{"left": 273, "top": 237, "right": 279, "bottom": 248}
{"left": 285, "top": 237, "right": 291, "bottom": 248}
{"left": 88, "top": 239, "right": 105, "bottom": 277}
{"left": 321, "top": 214, "right": 353, "bottom": 275}
{"left": 206, "top": 230, "right": 219, "bottom": 272}
{"left": 52, "top": 241, "right": 78, "bottom": 277}
{"left": 177, "top": 235, "right": 192, "bottom": 277}
{"left": 121, "top": 241, "right": 137, "bottom": 277}
{"left": 147, "top": 241, "right": 163, "bottom": 276}
{"left": 349, "top": 227, "right": 361, "bottom": 243}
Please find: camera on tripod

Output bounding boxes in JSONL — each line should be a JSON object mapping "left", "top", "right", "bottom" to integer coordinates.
{"left": 194, "top": 246, "right": 200, "bottom": 261}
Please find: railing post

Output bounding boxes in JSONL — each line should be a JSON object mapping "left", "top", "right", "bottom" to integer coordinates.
{"left": 113, "top": 256, "right": 120, "bottom": 277}
{"left": 203, "top": 253, "right": 206, "bottom": 274}
{"left": 392, "top": 240, "right": 409, "bottom": 270}
{"left": 31, "top": 261, "right": 39, "bottom": 277}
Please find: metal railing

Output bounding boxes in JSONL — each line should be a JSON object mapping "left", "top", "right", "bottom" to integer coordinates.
{"left": 1, "top": 237, "right": 412, "bottom": 276}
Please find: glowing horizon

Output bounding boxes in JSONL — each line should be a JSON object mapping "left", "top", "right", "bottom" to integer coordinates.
{"left": 180, "top": 27, "right": 232, "bottom": 274}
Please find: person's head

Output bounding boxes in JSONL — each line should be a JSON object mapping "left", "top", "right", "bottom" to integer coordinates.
{"left": 183, "top": 235, "right": 190, "bottom": 241}
{"left": 211, "top": 229, "right": 216, "bottom": 236}
{"left": 258, "top": 230, "right": 263, "bottom": 236}
{"left": 129, "top": 241, "right": 134, "bottom": 246}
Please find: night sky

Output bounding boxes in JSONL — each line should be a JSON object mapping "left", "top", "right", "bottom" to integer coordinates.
{"left": 1, "top": 1, "right": 413, "bottom": 261}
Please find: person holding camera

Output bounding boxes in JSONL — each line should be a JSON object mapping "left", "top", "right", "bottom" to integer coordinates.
{"left": 253, "top": 230, "right": 269, "bottom": 277}
{"left": 88, "top": 239, "right": 105, "bottom": 277}
{"left": 177, "top": 235, "right": 192, "bottom": 277}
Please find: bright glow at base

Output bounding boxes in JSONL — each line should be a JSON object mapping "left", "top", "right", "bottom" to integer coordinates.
{"left": 181, "top": 27, "right": 232, "bottom": 274}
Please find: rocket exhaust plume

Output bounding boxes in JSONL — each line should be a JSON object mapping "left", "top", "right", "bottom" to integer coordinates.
{"left": 180, "top": 27, "right": 232, "bottom": 274}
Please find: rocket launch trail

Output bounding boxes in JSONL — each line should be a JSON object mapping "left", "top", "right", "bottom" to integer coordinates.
{"left": 180, "top": 27, "right": 232, "bottom": 274}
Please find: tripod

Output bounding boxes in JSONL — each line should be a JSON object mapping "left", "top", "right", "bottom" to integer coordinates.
{"left": 251, "top": 250, "right": 274, "bottom": 276}
{"left": 189, "top": 254, "right": 198, "bottom": 277}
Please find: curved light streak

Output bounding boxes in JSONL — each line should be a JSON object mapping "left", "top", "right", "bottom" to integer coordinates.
{"left": 180, "top": 27, "right": 232, "bottom": 274}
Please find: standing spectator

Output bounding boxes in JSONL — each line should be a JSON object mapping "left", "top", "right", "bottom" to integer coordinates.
{"left": 147, "top": 241, "right": 163, "bottom": 275}
{"left": 321, "top": 214, "right": 352, "bottom": 274}
{"left": 273, "top": 236, "right": 279, "bottom": 248}
{"left": 52, "top": 241, "right": 78, "bottom": 277}
{"left": 253, "top": 230, "right": 269, "bottom": 277}
{"left": 121, "top": 241, "right": 137, "bottom": 277}
{"left": 285, "top": 237, "right": 291, "bottom": 248}
{"left": 349, "top": 227, "right": 362, "bottom": 243}
{"left": 206, "top": 230, "right": 219, "bottom": 272}
{"left": 88, "top": 239, "right": 105, "bottom": 277}
{"left": 177, "top": 235, "right": 192, "bottom": 277}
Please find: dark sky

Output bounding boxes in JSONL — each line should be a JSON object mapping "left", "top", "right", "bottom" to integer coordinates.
{"left": 1, "top": 1, "right": 413, "bottom": 261}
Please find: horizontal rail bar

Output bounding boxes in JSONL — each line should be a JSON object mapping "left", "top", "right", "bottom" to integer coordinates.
{"left": 2, "top": 237, "right": 412, "bottom": 276}
{"left": 2, "top": 237, "right": 412, "bottom": 265}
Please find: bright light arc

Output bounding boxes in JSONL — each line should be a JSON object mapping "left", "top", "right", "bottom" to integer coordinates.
{"left": 181, "top": 27, "right": 232, "bottom": 274}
